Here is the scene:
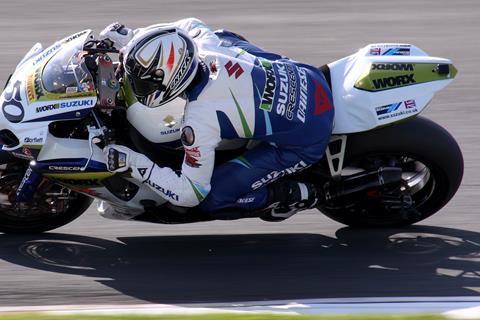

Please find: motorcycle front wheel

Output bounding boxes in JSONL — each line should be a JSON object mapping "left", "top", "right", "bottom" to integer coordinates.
{"left": 318, "top": 116, "right": 464, "bottom": 227}
{"left": 0, "top": 161, "right": 93, "bottom": 234}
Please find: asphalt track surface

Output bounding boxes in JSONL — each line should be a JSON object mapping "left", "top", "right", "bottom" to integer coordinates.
{"left": 0, "top": 0, "right": 479, "bottom": 308}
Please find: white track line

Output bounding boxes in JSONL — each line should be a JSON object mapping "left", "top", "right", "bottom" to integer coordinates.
{"left": 1, "top": 297, "right": 480, "bottom": 317}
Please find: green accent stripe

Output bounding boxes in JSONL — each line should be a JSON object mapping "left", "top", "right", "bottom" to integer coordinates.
{"left": 188, "top": 179, "right": 205, "bottom": 202}
{"left": 235, "top": 49, "right": 246, "bottom": 58}
{"left": 260, "top": 58, "right": 272, "bottom": 68}
{"left": 229, "top": 88, "right": 253, "bottom": 138}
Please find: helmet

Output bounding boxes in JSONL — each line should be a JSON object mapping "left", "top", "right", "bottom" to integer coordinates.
{"left": 123, "top": 27, "right": 198, "bottom": 107}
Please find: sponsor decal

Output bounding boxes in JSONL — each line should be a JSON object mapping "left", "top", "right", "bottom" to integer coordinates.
{"left": 160, "top": 128, "right": 180, "bottom": 136}
{"left": 32, "top": 43, "right": 61, "bottom": 66}
{"left": 35, "top": 100, "right": 94, "bottom": 113}
{"left": 35, "top": 104, "right": 58, "bottom": 113}
{"left": 184, "top": 146, "right": 201, "bottom": 168}
{"left": 275, "top": 64, "right": 299, "bottom": 120}
{"left": 313, "top": 80, "right": 332, "bottom": 116}
{"left": 48, "top": 165, "right": 82, "bottom": 171}
{"left": 169, "top": 55, "right": 192, "bottom": 90}
{"left": 137, "top": 167, "right": 148, "bottom": 178}
{"left": 224, "top": 60, "right": 244, "bottom": 79}
{"left": 237, "top": 197, "right": 255, "bottom": 204}
{"left": 181, "top": 126, "right": 195, "bottom": 146}
{"left": 404, "top": 99, "right": 417, "bottom": 109}
{"left": 368, "top": 45, "right": 411, "bottom": 56}
{"left": 24, "top": 137, "right": 43, "bottom": 144}
{"left": 297, "top": 67, "right": 308, "bottom": 123}
{"left": 372, "top": 74, "right": 415, "bottom": 90}
{"left": 371, "top": 63, "right": 414, "bottom": 71}
{"left": 63, "top": 30, "right": 88, "bottom": 44}
{"left": 369, "top": 47, "right": 381, "bottom": 55}
{"left": 59, "top": 99, "right": 95, "bottom": 108}
{"left": 285, "top": 64, "right": 297, "bottom": 120}
{"left": 163, "top": 115, "right": 176, "bottom": 128}
{"left": 259, "top": 59, "right": 276, "bottom": 112}
{"left": 275, "top": 64, "right": 289, "bottom": 118}
{"left": 26, "top": 72, "right": 36, "bottom": 103}
{"left": 375, "top": 99, "right": 418, "bottom": 120}
{"left": 273, "top": 62, "right": 306, "bottom": 122}
{"left": 17, "top": 167, "right": 33, "bottom": 196}
{"left": 382, "top": 47, "right": 411, "bottom": 56}
{"left": 146, "top": 179, "right": 179, "bottom": 201}
{"left": 251, "top": 161, "right": 310, "bottom": 190}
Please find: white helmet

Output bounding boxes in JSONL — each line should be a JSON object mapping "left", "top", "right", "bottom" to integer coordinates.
{"left": 123, "top": 27, "right": 198, "bottom": 107}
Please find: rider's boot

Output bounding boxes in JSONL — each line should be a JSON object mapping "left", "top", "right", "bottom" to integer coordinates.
{"left": 260, "top": 180, "right": 324, "bottom": 221}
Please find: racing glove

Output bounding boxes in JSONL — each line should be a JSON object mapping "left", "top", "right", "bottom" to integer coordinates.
{"left": 104, "top": 144, "right": 155, "bottom": 182}
{"left": 99, "top": 22, "right": 134, "bottom": 49}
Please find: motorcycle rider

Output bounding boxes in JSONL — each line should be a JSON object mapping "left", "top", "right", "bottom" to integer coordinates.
{"left": 101, "top": 18, "right": 334, "bottom": 219}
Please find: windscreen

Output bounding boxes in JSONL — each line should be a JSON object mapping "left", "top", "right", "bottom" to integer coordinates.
{"left": 41, "top": 36, "right": 95, "bottom": 94}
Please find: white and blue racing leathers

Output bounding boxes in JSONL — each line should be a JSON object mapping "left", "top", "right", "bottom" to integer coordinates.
{"left": 119, "top": 18, "right": 334, "bottom": 212}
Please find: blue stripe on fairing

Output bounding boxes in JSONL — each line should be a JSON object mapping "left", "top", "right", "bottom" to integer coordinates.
{"left": 384, "top": 48, "right": 399, "bottom": 56}
{"left": 387, "top": 102, "right": 401, "bottom": 113}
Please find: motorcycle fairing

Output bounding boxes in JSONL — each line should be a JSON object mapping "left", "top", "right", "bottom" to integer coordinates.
{"left": 33, "top": 133, "right": 167, "bottom": 213}
{"left": 0, "top": 30, "right": 97, "bottom": 156}
{"left": 328, "top": 43, "right": 457, "bottom": 134}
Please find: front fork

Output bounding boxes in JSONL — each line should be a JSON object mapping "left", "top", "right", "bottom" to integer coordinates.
{"left": 15, "top": 164, "right": 43, "bottom": 203}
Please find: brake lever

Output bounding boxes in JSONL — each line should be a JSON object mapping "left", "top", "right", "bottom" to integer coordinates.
{"left": 80, "top": 125, "right": 105, "bottom": 172}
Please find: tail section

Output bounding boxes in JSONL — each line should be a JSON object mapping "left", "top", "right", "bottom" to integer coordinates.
{"left": 328, "top": 43, "right": 457, "bottom": 134}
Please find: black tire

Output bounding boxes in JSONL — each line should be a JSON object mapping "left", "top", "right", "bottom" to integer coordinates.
{"left": 319, "top": 116, "right": 464, "bottom": 227}
{"left": 0, "top": 160, "right": 93, "bottom": 234}
{"left": 0, "top": 192, "right": 93, "bottom": 234}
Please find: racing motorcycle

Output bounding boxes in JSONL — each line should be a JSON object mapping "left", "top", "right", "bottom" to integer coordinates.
{"left": 0, "top": 30, "right": 463, "bottom": 233}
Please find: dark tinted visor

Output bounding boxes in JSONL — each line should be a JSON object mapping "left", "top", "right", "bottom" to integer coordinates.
{"left": 127, "top": 74, "right": 163, "bottom": 97}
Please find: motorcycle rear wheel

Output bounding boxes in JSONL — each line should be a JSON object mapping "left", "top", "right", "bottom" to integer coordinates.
{"left": 318, "top": 116, "right": 463, "bottom": 227}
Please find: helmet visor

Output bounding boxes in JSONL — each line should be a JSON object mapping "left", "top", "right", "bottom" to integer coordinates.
{"left": 127, "top": 74, "right": 163, "bottom": 98}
